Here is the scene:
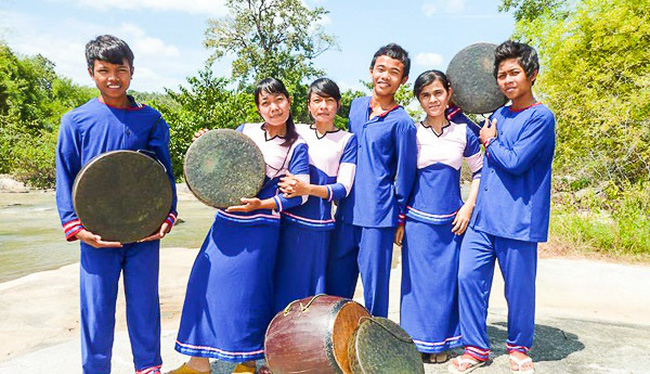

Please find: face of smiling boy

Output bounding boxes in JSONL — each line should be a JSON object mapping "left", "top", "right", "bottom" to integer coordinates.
{"left": 370, "top": 55, "right": 408, "bottom": 98}
{"left": 89, "top": 58, "right": 133, "bottom": 107}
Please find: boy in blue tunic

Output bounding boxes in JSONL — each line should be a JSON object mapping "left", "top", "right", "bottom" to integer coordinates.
{"left": 326, "top": 44, "right": 417, "bottom": 317}
{"left": 449, "top": 40, "right": 555, "bottom": 374}
{"left": 55, "top": 35, "right": 178, "bottom": 374}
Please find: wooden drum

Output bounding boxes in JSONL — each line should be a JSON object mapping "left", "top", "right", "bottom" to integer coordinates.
{"left": 265, "top": 295, "right": 370, "bottom": 374}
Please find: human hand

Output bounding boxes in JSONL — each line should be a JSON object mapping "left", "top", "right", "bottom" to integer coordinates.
{"left": 192, "top": 128, "right": 209, "bottom": 143}
{"left": 225, "top": 197, "right": 263, "bottom": 212}
{"left": 75, "top": 229, "right": 123, "bottom": 248}
{"left": 451, "top": 203, "right": 473, "bottom": 235}
{"left": 394, "top": 225, "right": 404, "bottom": 246}
{"left": 479, "top": 118, "right": 497, "bottom": 145}
{"left": 138, "top": 221, "right": 172, "bottom": 242}
{"left": 278, "top": 172, "right": 310, "bottom": 198}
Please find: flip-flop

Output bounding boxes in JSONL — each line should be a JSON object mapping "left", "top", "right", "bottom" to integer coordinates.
{"left": 509, "top": 354, "right": 535, "bottom": 374}
{"left": 447, "top": 356, "right": 487, "bottom": 373}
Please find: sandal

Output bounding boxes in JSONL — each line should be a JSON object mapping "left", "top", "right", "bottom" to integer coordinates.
{"left": 509, "top": 354, "right": 535, "bottom": 374}
{"left": 447, "top": 355, "right": 486, "bottom": 373}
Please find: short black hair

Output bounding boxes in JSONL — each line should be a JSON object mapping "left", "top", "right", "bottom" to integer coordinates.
{"left": 370, "top": 43, "right": 411, "bottom": 79}
{"left": 413, "top": 70, "right": 450, "bottom": 98}
{"left": 85, "top": 35, "right": 134, "bottom": 72}
{"left": 494, "top": 40, "right": 539, "bottom": 84}
{"left": 307, "top": 78, "right": 342, "bottom": 102}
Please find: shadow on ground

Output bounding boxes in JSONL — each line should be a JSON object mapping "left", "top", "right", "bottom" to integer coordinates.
{"left": 487, "top": 321, "right": 585, "bottom": 362}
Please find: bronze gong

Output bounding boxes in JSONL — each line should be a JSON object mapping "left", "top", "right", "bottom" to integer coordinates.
{"left": 72, "top": 150, "right": 172, "bottom": 243}
{"left": 183, "top": 129, "right": 265, "bottom": 208}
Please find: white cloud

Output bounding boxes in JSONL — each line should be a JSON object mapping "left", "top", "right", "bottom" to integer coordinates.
{"left": 0, "top": 10, "right": 208, "bottom": 92}
{"left": 422, "top": 0, "right": 466, "bottom": 17}
{"left": 69, "top": 0, "right": 228, "bottom": 17}
{"left": 337, "top": 80, "right": 369, "bottom": 94}
{"left": 422, "top": 3, "right": 437, "bottom": 17}
{"left": 414, "top": 53, "right": 444, "bottom": 68}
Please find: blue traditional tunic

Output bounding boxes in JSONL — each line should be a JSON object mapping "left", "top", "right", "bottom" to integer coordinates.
{"left": 327, "top": 96, "right": 417, "bottom": 317}
{"left": 55, "top": 97, "right": 178, "bottom": 374}
{"left": 400, "top": 120, "right": 482, "bottom": 354}
{"left": 458, "top": 103, "right": 555, "bottom": 361}
{"left": 274, "top": 124, "right": 356, "bottom": 313}
{"left": 175, "top": 123, "right": 310, "bottom": 362}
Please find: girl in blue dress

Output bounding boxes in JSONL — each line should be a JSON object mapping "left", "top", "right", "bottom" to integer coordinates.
{"left": 169, "top": 78, "right": 310, "bottom": 374}
{"left": 274, "top": 78, "right": 357, "bottom": 313}
{"left": 395, "top": 70, "right": 483, "bottom": 364}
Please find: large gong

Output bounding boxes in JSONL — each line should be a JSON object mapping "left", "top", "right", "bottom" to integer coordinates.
{"left": 184, "top": 129, "right": 265, "bottom": 209}
{"left": 72, "top": 150, "right": 173, "bottom": 243}
{"left": 447, "top": 42, "right": 508, "bottom": 114}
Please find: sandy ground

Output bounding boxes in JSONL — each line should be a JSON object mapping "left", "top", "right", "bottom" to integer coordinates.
{"left": 1, "top": 247, "right": 649, "bottom": 373}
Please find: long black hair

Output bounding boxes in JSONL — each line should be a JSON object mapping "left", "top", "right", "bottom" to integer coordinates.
{"left": 254, "top": 78, "right": 298, "bottom": 146}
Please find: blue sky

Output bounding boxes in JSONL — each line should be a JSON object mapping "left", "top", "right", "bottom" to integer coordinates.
{"left": 0, "top": 0, "right": 516, "bottom": 93}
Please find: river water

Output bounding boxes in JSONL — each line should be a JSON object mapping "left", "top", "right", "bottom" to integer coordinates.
{"left": 0, "top": 190, "right": 217, "bottom": 283}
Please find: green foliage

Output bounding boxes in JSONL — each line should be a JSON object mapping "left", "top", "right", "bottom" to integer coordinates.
{"left": 157, "top": 67, "right": 260, "bottom": 178}
{"left": 204, "top": 0, "right": 337, "bottom": 89}
{"left": 0, "top": 43, "right": 95, "bottom": 187}
{"left": 499, "top": 0, "right": 569, "bottom": 22}
{"left": 509, "top": 0, "right": 650, "bottom": 254}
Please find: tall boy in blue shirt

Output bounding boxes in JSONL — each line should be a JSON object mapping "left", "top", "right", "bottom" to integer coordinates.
{"left": 449, "top": 40, "right": 555, "bottom": 374}
{"left": 326, "top": 43, "right": 417, "bottom": 317}
{"left": 56, "top": 35, "right": 178, "bottom": 374}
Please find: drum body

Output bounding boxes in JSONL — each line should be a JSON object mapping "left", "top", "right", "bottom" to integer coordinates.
{"left": 72, "top": 150, "right": 172, "bottom": 243}
{"left": 184, "top": 129, "right": 265, "bottom": 208}
{"left": 265, "top": 295, "right": 370, "bottom": 374}
{"left": 446, "top": 42, "right": 508, "bottom": 114}
{"left": 348, "top": 317, "right": 424, "bottom": 374}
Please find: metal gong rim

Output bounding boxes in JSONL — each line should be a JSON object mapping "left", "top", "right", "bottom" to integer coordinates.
{"left": 350, "top": 317, "right": 424, "bottom": 374}
{"left": 72, "top": 150, "right": 172, "bottom": 243}
{"left": 183, "top": 129, "right": 266, "bottom": 209}
{"left": 446, "top": 42, "right": 508, "bottom": 114}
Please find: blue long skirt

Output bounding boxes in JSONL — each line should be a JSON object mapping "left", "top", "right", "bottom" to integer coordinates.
{"left": 400, "top": 219, "right": 462, "bottom": 354}
{"left": 273, "top": 220, "right": 329, "bottom": 314}
{"left": 175, "top": 217, "right": 279, "bottom": 362}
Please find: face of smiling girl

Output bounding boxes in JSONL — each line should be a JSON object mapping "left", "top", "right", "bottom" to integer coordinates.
{"left": 417, "top": 79, "right": 451, "bottom": 119}
{"left": 257, "top": 91, "right": 291, "bottom": 128}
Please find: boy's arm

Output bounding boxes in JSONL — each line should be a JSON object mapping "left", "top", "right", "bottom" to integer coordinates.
{"left": 273, "top": 142, "right": 310, "bottom": 211}
{"left": 147, "top": 116, "right": 178, "bottom": 229}
{"left": 394, "top": 121, "right": 418, "bottom": 225}
{"left": 485, "top": 112, "right": 555, "bottom": 175}
{"left": 55, "top": 115, "right": 85, "bottom": 241}
{"left": 327, "top": 134, "right": 357, "bottom": 202}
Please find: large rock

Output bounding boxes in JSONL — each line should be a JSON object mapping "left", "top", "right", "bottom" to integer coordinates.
{"left": 0, "top": 175, "right": 28, "bottom": 193}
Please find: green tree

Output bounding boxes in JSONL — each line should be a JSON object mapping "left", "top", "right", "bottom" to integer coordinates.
{"left": 504, "top": 0, "right": 650, "bottom": 254}
{"left": 156, "top": 66, "right": 260, "bottom": 178}
{"left": 203, "top": 0, "right": 337, "bottom": 123}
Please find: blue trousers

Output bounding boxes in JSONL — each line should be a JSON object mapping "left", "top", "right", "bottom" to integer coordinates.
{"left": 273, "top": 221, "right": 329, "bottom": 313}
{"left": 80, "top": 241, "right": 161, "bottom": 374}
{"left": 325, "top": 221, "right": 395, "bottom": 317}
{"left": 401, "top": 219, "right": 462, "bottom": 353}
{"left": 458, "top": 226, "right": 538, "bottom": 361}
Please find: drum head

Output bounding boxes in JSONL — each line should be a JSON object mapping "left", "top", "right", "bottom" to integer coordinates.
{"left": 348, "top": 317, "right": 424, "bottom": 374}
{"left": 72, "top": 150, "right": 172, "bottom": 243}
{"left": 446, "top": 42, "right": 508, "bottom": 114}
{"left": 184, "top": 129, "right": 265, "bottom": 208}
